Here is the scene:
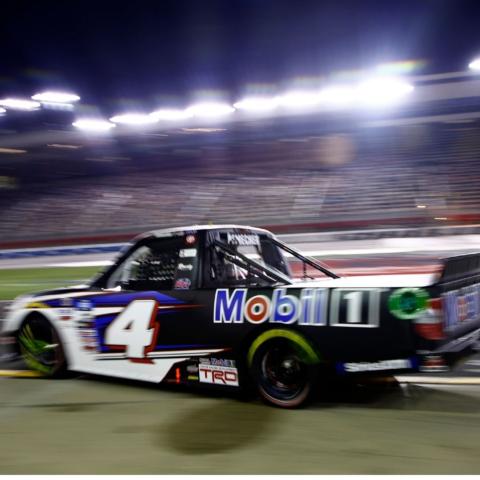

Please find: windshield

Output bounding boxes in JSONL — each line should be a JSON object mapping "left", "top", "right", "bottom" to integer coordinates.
{"left": 101, "top": 236, "right": 196, "bottom": 290}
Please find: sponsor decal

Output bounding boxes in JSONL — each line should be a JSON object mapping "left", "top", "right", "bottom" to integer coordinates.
{"left": 76, "top": 316, "right": 99, "bottom": 352}
{"left": 199, "top": 358, "right": 236, "bottom": 368}
{"left": 419, "top": 354, "right": 448, "bottom": 372}
{"left": 214, "top": 288, "right": 327, "bottom": 326}
{"left": 388, "top": 288, "right": 429, "bottom": 320}
{"left": 179, "top": 248, "right": 197, "bottom": 258}
{"left": 185, "top": 234, "right": 196, "bottom": 245}
{"left": 174, "top": 278, "right": 191, "bottom": 290}
{"left": 178, "top": 263, "right": 194, "bottom": 271}
{"left": 59, "top": 308, "right": 72, "bottom": 321}
{"left": 215, "top": 288, "right": 384, "bottom": 327}
{"left": 442, "top": 283, "right": 480, "bottom": 330}
{"left": 199, "top": 362, "right": 239, "bottom": 386}
{"left": 60, "top": 297, "right": 73, "bottom": 307}
{"left": 76, "top": 299, "right": 93, "bottom": 311}
{"left": 339, "top": 358, "right": 413, "bottom": 373}
{"left": 226, "top": 233, "right": 260, "bottom": 246}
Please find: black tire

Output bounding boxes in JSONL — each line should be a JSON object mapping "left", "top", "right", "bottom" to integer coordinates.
{"left": 18, "top": 314, "right": 68, "bottom": 378}
{"left": 249, "top": 336, "right": 319, "bottom": 408}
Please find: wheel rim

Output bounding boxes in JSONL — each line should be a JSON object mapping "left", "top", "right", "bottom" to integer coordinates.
{"left": 18, "top": 320, "right": 61, "bottom": 375}
{"left": 259, "top": 341, "right": 309, "bottom": 402}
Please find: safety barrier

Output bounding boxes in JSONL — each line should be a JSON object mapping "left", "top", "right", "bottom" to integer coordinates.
{"left": 0, "top": 243, "right": 124, "bottom": 261}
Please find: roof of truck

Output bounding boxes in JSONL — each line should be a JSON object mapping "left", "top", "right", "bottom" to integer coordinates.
{"left": 147, "top": 224, "right": 272, "bottom": 237}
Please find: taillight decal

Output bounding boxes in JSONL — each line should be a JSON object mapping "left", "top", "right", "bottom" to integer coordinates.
{"left": 414, "top": 297, "right": 445, "bottom": 340}
{"left": 414, "top": 323, "right": 444, "bottom": 341}
{"left": 428, "top": 298, "right": 442, "bottom": 311}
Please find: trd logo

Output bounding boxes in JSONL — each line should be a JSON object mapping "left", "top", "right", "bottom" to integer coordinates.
{"left": 199, "top": 365, "right": 239, "bottom": 386}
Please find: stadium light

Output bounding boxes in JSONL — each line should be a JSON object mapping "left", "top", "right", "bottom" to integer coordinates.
{"left": 356, "top": 77, "right": 414, "bottom": 105}
{"left": 109, "top": 113, "right": 158, "bottom": 125}
{"left": 0, "top": 147, "right": 26, "bottom": 154}
{"left": 31, "top": 91, "right": 81, "bottom": 104}
{"left": 233, "top": 96, "right": 279, "bottom": 112}
{"left": 0, "top": 98, "right": 41, "bottom": 111}
{"left": 185, "top": 102, "right": 235, "bottom": 118}
{"left": 0, "top": 107, "right": 5, "bottom": 114}
{"left": 72, "top": 118, "right": 115, "bottom": 132}
{"left": 468, "top": 58, "right": 480, "bottom": 71}
{"left": 277, "top": 90, "right": 322, "bottom": 108}
{"left": 318, "top": 86, "right": 355, "bottom": 107}
{"left": 149, "top": 108, "right": 193, "bottom": 121}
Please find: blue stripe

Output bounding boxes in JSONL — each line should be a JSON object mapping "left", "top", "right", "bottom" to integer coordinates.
{"left": 91, "top": 291, "right": 184, "bottom": 306}
{"left": 44, "top": 291, "right": 184, "bottom": 308}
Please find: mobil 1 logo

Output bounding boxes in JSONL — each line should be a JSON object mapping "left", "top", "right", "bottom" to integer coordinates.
{"left": 214, "top": 287, "right": 386, "bottom": 328}
{"left": 330, "top": 288, "right": 387, "bottom": 327}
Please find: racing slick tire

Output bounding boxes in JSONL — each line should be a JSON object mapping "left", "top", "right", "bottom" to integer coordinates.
{"left": 17, "top": 314, "right": 68, "bottom": 378}
{"left": 248, "top": 330, "right": 320, "bottom": 408}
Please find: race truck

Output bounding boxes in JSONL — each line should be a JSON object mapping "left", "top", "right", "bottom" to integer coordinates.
{"left": 2, "top": 224, "right": 480, "bottom": 407}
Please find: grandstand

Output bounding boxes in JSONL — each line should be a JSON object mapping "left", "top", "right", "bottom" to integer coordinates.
{"left": 1, "top": 117, "right": 480, "bottom": 245}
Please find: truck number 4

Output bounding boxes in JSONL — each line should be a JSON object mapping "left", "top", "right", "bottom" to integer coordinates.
{"left": 104, "top": 299, "right": 159, "bottom": 360}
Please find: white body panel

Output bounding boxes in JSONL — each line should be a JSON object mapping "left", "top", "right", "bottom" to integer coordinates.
{"left": 3, "top": 289, "right": 221, "bottom": 383}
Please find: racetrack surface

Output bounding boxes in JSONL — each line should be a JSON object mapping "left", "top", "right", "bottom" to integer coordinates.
{"left": 1, "top": 374, "right": 480, "bottom": 474}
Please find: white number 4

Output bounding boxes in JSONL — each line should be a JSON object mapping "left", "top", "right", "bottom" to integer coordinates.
{"left": 105, "top": 300, "right": 159, "bottom": 359}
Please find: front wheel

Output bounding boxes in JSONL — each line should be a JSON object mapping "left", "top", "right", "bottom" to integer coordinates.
{"left": 18, "top": 315, "right": 68, "bottom": 377}
{"left": 248, "top": 333, "right": 319, "bottom": 408}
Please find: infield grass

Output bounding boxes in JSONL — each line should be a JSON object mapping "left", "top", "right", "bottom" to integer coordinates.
{"left": 0, "top": 266, "right": 101, "bottom": 300}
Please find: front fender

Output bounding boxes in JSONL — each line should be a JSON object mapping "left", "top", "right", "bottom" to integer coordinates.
{"left": 2, "top": 304, "right": 69, "bottom": 362}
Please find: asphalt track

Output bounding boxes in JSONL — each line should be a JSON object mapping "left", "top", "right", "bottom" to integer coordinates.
{"left": 2, "top": 233, "right": 480, "bottom": 474}
{"left": 2, "top": 373, "right": 480, "bottom": 474}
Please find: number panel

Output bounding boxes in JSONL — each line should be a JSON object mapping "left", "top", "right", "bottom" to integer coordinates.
{"left": 330, "top": 289, "right": 387, "bottom": 328}
{"left": 104, "top": 299, "right": 160, "bottom": 363}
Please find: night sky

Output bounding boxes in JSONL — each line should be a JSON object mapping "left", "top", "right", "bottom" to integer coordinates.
{"left": 1, "top": 0, "right": 480, "bottom": 114}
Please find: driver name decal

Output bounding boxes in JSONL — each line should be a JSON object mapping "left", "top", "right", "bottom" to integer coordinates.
{"left": 226, "top": 233, "right": 260, "bottom": 246}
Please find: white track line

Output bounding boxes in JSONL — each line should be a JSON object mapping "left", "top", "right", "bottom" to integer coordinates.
{"left": 47, "top": 260, "right": 114, "bottom": 267}
{"left": 396, "top": 376, "right": 480, "bottom": 385}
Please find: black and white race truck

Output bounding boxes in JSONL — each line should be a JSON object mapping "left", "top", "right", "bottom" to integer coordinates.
{"left": 2, "top": 225, "right": 480, "bottom": 407}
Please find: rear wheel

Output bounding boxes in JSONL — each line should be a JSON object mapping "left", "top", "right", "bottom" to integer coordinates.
{"left": 18, "top": 315, "right": 68, "bottom": 377}
{"left": 249, "top": 333, "right": 319, "bottom": 408}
